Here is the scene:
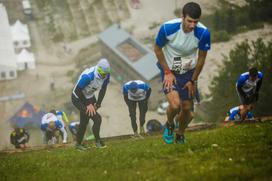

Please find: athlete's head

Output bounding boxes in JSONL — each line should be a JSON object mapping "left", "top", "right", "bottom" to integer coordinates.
{"left": 15, "top": 128, "right": 24, "bottom": 135}
{"left": 182, "top": 2, "right": 201, "bottom": 32}
{"left": 97, "top": 58, "right": 110, "bottom": 79}
{"left": 48, "top": 121, "right": 56, "bottom": 130}
{"left": 49, "top": 109, "right": 57, "bottom": 115}
{"left": 129, "top": 81, "right": 138, "bottom": 93}
{"left": 249, "top": 67, "right": 258, "bottom": 81}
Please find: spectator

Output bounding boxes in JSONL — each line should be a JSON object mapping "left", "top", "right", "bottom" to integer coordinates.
{"left": 10, "top": 128, "right": 29, "bottom": 149}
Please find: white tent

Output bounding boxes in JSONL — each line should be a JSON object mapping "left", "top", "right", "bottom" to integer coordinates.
{"left": 0, "top": 4, "right": 17, "bottom": 80}
{"left": 22, "top": 0, "right": 32, "bottom": 15}
{"left": 10, "top": 20, "right": 31, "bottom": 49}
{"left": 16, "top": 49, "right": 35, "bottom": 70}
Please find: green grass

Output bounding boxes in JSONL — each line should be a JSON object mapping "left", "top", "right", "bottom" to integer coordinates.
{"left": 1, "top": 123, "right": 272, "bottom": 181}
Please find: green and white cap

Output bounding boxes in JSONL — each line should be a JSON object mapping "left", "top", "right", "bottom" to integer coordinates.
{"left": 97, "top": 58, "right": 110, "bottom": 75}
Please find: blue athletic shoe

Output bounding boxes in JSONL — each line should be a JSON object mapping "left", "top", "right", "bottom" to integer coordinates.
{"left": 163, "top": 123, "right": 174, "bottom": 144}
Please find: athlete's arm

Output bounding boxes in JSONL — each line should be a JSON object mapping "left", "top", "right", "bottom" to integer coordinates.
{"left": 145, "top": 88, "right": 152, "bottom": 100}
{"left": 59, "top": 126, "right": 68, "bottom": 143}
{"left": 183, "top": 50, "right": 207, "bottom": 98}
{"left": 191, "top": 50, "right": 207, "bottom": 82}
{"left": 154, "top": 45, "right": 175, "bottom": 91}
{"left": 256, "top": 79, "right": 262, "bottom": 92}
{"left": 96, "top": 84, "right": 107, "bottom": 110}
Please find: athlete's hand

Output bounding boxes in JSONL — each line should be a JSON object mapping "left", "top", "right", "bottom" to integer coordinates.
{"left": 163, "top": 73, "right": 175, "bottom": 92}
{"left": 183, "top": 81, "right": 195, "bottom": 98}
{"left": 86, "top": 104, "right": 96, "bottom": 117}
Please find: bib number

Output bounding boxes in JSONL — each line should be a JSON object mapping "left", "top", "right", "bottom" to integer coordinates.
{"left": 171, "top": 57, "right": 194, "bottom": 74}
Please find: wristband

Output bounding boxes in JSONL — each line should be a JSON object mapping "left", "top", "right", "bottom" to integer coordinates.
{"left": 164, "top": 69, "right": 171, "bottom": 75}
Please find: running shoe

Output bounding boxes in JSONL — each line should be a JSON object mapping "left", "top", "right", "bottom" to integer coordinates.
{"left": 175, "top": 134, "right": 185, "bottom": 144}
{"left": 95, "top": 140, "right": 107, "bottom": 148}
{"left": 75, "top": 143, "right": 88, "bottom": 151}
{"left": 163, "top": 122, "right": 174, "bottom": 144}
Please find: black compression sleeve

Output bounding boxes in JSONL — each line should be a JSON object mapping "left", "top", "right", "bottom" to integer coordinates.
{"left": 256, "top": 79, "right": 262, "bottom": 92}
{"left": 74, "top": 85, "right": 86, "bottom": 102}
{"left": 96, "top": 85, "right": 107, "bottom": 106}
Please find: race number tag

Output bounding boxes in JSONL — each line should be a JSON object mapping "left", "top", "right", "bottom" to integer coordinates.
{"left": 172, "top": 57, "right": 182, "bottom": 72}
{"left": 171, "top": 57, "right": 194, "bottom": 74}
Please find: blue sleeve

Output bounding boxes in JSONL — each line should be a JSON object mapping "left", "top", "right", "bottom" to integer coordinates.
{"left": 69, "top": 124, "right": 73, "bottom": 130}
{"left": 237, "top": 75, "right": 247, "bottom": 86}
{"left": 56, "top": 111, "right": 63, "bottom": 116}
{"left": 258, "top": 72, "right": 263, "bottom": 80}
{"left": 145, "top": 83, "right": 150, "bottom": 90}
{"left": 123, "top": 85, "right": 128, "bottom": 94}
{"left": 155, "top": 24, "right": 168, "bottom": 48}
{"left": 229, "top": 110, "right": 238, "bottom": 121}
{"left": 198, "top": 29, "right": 211, "bottom": 51}
{"left": 247, "top": 112, "right": 254, "bottom": 119}
{"left": 78, "top": 74, "right": 91, "bottom": 89}
{"left": 41, "top": 123, "right": 48, "bottom": 131}
{"left": 55, "top": 120, "right": 63, "bottom": 129}
{"left": 138, "top": 83, "right": 149, "bottom": 91}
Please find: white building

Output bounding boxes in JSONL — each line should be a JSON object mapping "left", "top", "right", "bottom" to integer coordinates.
{"left": 22, "top": 0, "right": 32, "bottom": 15}
{"left": 0, "top": 4, "right": 17, "bottom": 80}
{"left": 10, "top": 20, "right": 31, "bottom": 49}
{"left": 16, "top": 48, "right": 35, "bottom": 70}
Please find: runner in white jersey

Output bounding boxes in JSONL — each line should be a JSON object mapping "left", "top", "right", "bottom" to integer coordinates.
{"left": 40, "top": 112, "right": 68, "bottom": 144}
{"left": 71, "top": 58, "right": 110, "bottom": 150}
{"left": 69, "top": 121, "right": 79, "bottom": 141}
{"left": 154, "top": 2, "right": 210, "bottom": 144}
{"left": 123, "top": 80, "right": 151, "bottom": 137}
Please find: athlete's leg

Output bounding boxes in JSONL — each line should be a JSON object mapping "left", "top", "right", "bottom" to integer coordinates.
{"left": 91, "top": 113, "right": 102, "bottom": 142}
{"left": 177, "top": 100, "right": 194, "bottom": 135}
{"left": 166, "top": 91, "right": 181, "bottom": 125}
{"left": 76, "top": 111, "right": 89, "bottom": 145}
{"left": 127, "top": 100, "right": 137, "bottom": 133}
{"left": 139, "top": 100, "right": 148, "bottom": 128}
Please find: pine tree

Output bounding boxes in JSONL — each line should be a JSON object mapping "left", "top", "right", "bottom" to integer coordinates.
{"left": 203, "top": 38, "right": 272, "bottom": 122}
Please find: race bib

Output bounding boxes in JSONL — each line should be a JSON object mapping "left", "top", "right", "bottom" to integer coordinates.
{"left": 171, "top": 57, "right": 195, "bottom": 74}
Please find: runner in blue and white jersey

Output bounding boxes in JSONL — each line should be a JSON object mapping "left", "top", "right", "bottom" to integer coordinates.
{"left": 69, "top": 121, "right": 79, "bottom": 141}
{"left": 49, "top": 109, "right": 68, "bottom": 129}
{"left": 224, "top": 106, "right": 254, "bottom": 122}
{"left": 71, "top": 58, "right": 110, "bottom": 150}
{"left": 154, "top": 2, "right": 210, "bottom": 144}
{"left": 40, "top": 112, "right": 68, "bottom": 144}
{"left": 236, "top": 67, "right": 263, "bottom": 121}
{"left": 123, "top": 80, "right": 151, "bottom": 137}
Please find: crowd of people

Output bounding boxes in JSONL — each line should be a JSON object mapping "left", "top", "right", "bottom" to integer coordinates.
{"left": 9, "top": 2, "right": 263, "bottom": 150}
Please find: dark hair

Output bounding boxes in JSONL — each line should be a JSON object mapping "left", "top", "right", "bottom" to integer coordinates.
{"left": 182, "top": 2, "right": 201, "bottom": 19}
{"left": 50, "top": 109, "right": 57, "bottom": 114}
{"left": 249, "top": 67, "right": 258, "bottom": 77}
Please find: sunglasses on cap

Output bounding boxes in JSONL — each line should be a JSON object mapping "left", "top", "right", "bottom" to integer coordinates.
{"left": 97, "top": 67, "right": 110, "bottom": 78}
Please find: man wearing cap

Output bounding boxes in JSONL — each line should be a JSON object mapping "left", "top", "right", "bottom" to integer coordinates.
{"left": 123, "top": 80, "right": 151, "bottom": 137}
{"left": 40, "top": 112, "right": 68, "bottom": 144}
{"left": 154, "top": 2, "right": 210, "bottom": 144}
{"left": 71, "top": 58, "right": 110, "bottom": 150}
{"left": 236, "top": 67, "right": 263, "bottom": 121}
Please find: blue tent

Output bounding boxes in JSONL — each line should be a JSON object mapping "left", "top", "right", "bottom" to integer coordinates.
{"left": 9, "top": 102, "right": 46, "bottom": 128}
